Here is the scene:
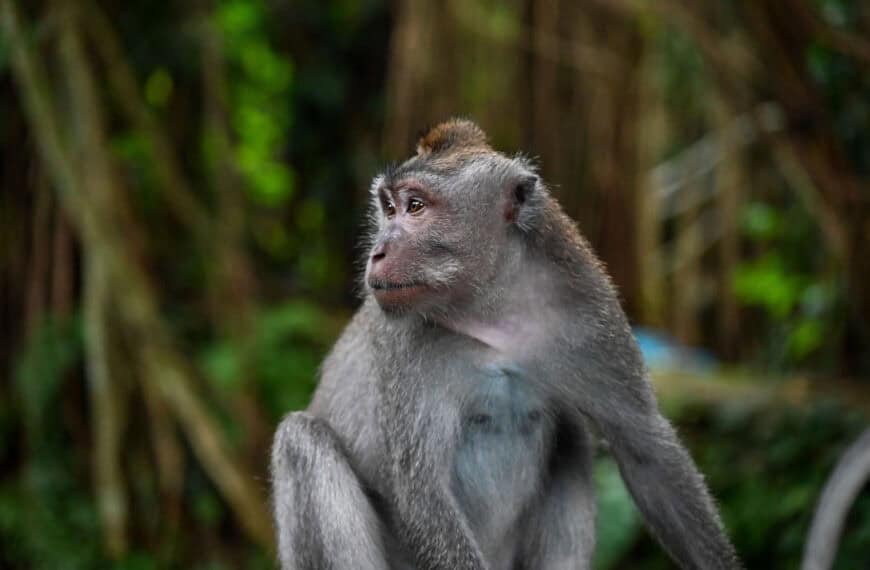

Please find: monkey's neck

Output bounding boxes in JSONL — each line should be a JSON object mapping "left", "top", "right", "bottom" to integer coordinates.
{"left": 436, "top": 249, "right": 557, "bottom": 358}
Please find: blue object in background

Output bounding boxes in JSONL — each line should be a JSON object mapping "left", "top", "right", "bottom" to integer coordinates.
{"left": 633, "top": 327, "right": 719, "bottom": 374}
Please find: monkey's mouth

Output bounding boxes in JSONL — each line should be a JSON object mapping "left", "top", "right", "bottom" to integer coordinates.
{"left": 368, "top": 279, "right": 429, "bottom": 308}
{"left": 368, "top": 279, "right": 425, "bottom": 291}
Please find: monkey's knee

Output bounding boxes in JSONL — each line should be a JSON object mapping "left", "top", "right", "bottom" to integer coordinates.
{"left": 273, "top": 411, "right": 336, "bottom": 448}
{"left": 270, "top": 412, "right": 372, "bottom": 523}
{"left": 270, "top": 413, "right": 388, "bottom": 570}
{"left": 271, "top": 411, "right": 343, "bottom": 474}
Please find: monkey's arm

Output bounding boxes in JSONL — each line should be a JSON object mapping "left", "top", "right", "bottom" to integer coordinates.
{"left": 604, "top": 410, "right": 740, "bottom": 570}
{"left": 566, "top": 331, "right": 741, "bottom": 570}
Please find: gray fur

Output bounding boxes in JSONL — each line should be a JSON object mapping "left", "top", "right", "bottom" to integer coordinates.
{"left": 271, "top": 120, "right": 741, "bottom": 570}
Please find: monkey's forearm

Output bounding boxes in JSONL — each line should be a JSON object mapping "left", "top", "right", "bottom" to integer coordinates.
{"left": 561, "top": 330, "right": 740, "bottom": 569}
{"left": 610, "top": 418, "right": 741, "bottom": 570}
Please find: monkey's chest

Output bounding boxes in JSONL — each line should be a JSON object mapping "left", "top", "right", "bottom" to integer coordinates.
{"left": 452, "top": 364, "right": 552, "bottom": 554}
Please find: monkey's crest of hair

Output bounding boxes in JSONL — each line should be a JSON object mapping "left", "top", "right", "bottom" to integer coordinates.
{"left": 416, "top": 118, "right": 491, "bottom": 157}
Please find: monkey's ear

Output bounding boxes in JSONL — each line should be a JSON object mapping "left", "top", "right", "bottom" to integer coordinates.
{"left": 504, "top": 174, "right": 539, "bottom": 228}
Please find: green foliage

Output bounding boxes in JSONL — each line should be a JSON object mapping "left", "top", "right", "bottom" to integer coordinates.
{"left": 733, "top": 201, "right": 843, "bottom": 370}
{"left": 215, "top": 0, "right": 295, "bottom": 206}
{"left": 112, "top": 132, "right": 161, "bottom": 213}
{"left": 609, "top": 402, "right": 870, "bottom": 569}
{"left": 14, "top": 316, "right": 82, "bottom": 451}
{"left": 114, "top": 552, "right": 160, "bottom": 570}
{"left": 452, "top": 1, "right": 520, "bottom": 43}
{"left": 0, "top": 479, "right": 103, "bottom": 569}
{"left": 809, "top": 1, "right": 870, "bottom": 175}
{"left": 697, "top": 403, "right": 870, "bottom": 569}
{"left": 252, "top": 301, "right": 334, "bottom": 415}
{"left": 0, "top": 38, "right": 8, "bottom": 73}
{"left": 201, "top": 300, "right": 335, "bottom": 419}
{"left": 741, "top": 201, "right": 783, "bottom": 242}
{"left": 657, "top": 28, "right": 709, "bottom": 147}
{"left": 144, "top": 68, "right": 174, "bottom": 108}
{"left": 733, "top": 254, "right": 807, "bottom": 319}
{"left": 594, "top": 458, "right": 642, "bottom": 570}
{"left": 5, "top": 0, "right": 870, "bottom": 568}
{"left": 192, "top": 489, "right": 225, "bottom": 527}
{"left": 0, "top": 317, "right": 107, "bottom": 569}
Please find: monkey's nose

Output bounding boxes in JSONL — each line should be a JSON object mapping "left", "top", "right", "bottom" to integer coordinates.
{"left": 370, "top": 247, "right": 386, "bottom": 264}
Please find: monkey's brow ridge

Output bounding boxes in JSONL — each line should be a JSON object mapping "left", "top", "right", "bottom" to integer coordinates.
{"left": 381, "top": 160, "right": 441, "bottom": 188}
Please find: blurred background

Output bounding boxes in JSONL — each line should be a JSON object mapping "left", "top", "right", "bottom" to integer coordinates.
{"left": 1, "top": 0, "right": 869, "bottom": 568}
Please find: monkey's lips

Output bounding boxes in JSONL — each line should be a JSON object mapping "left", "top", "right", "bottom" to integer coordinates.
{"left": 369, "top": 279, "right": 429, "bottom": 309}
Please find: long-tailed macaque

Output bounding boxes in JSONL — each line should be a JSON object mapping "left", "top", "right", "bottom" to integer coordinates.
{"left": 271, "top": 119, "right": 741, "bottom": 570}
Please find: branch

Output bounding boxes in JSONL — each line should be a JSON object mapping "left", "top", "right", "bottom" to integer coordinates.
{"left": 140, "top": 360, "right": 184, "bottom": 526}
{"left": 141, "top": 345, "right": 274, "bottom": 545}
{"left": 654, "top": 372, "right": 870, "bottom": 418}
{"left": 802, "top": 428, "right": 870, "bottom": 570}
{"left": 81, "top": 0, "right": 212, "bottom": 241}
{"left": 0, "top": 0, "right": 90, "bottom": 235}
{"left": 83, "top": 251, "right": 128, "bottom": 558}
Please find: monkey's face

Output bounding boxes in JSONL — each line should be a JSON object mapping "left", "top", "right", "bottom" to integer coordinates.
{"left": 364, "top": 167, "right": 504, "bottom": 315}
{"left": 364, "top": 154, "right": 536, "bottom": 316}
{"left": 365, "top": 178, "right": 465, "bottom": 314}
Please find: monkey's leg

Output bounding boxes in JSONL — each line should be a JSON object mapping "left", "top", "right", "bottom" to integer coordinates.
{"left": 271, "top": 412, "right": 389, "bottom": 570}
{"left": 519, "top": 420, "right": 597, "bottom": 570}
{"left": 378, "top": 384, "right": 488, "bottom": 570}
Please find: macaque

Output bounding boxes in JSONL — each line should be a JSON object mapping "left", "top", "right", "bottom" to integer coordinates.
{"left": 271, "top": 119, "right": 741, "bottom": 570}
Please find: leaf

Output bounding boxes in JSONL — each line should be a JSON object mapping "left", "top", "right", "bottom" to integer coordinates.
{"left": 787, "top": 320, "right": 824, "bottom": 359}
{"left": 144, "top": 68, "right": 174, "bottom": 108}
{"left": 732, "top": 255, "right": 804, "bottom": 318}
{"left": 741, "top": 202, "right": 782, "bottom": 241}
{"left": 201, "top": 342, "right": 243, "bottom": 391}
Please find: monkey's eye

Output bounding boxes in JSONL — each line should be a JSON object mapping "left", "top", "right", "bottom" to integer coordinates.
{"left": 407, "top": 198, "right": 425, "bottom": 215}
{"left": 384, "top": 200, "right": 396, "bottom": 218}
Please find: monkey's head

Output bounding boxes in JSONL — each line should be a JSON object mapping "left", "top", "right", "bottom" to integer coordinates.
{"left": 364, "top": 118, "right": 541, "bottom": 316}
